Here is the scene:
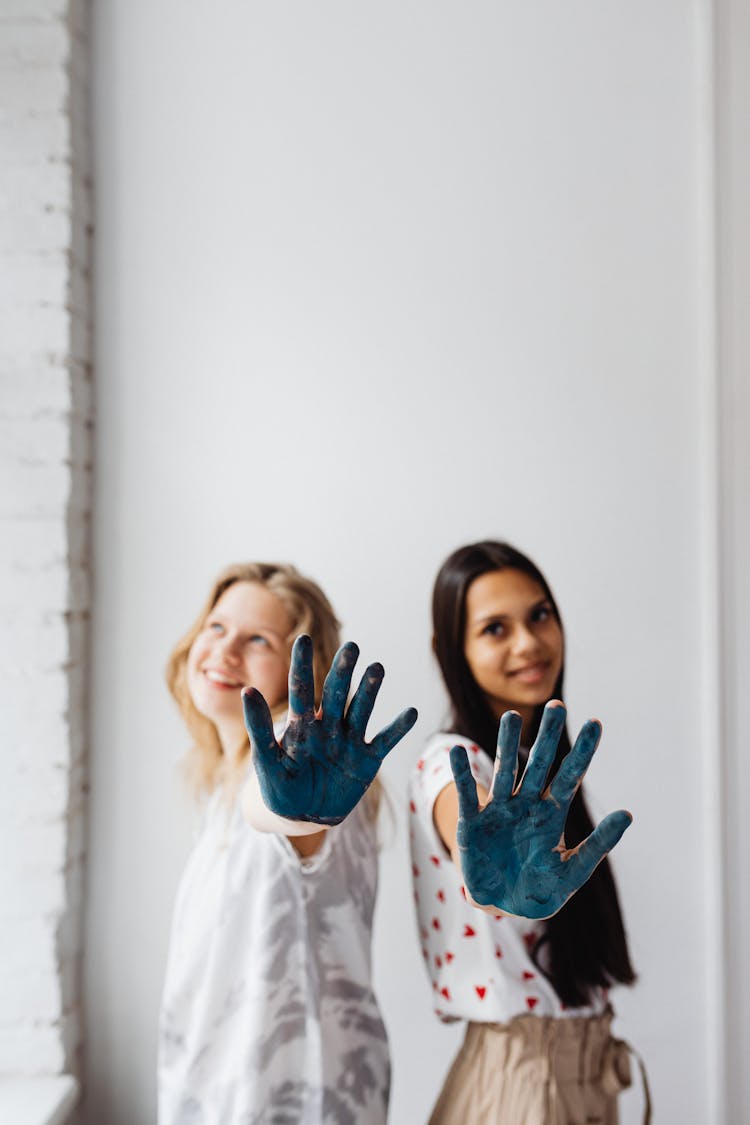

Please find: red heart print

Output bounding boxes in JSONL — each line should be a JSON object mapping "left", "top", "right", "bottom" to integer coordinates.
{"left": 463, "top": 924, "right": 476, "bottom": 937}
{"left": 526, "top": 997, "right": 538, "bottom": 1010}
{"left": 475, "top": 986, "right": 486, "bottom": 999}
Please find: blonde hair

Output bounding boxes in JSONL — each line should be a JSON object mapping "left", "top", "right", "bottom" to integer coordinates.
{"left": 166, "top": 561, "right": 381, "bottom": 816}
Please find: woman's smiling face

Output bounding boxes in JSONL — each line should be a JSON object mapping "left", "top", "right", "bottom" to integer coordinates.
{"left": 463, "top": 568, "right": 564, "bottom": 729}
{"left": 186, "top": 580, "right": 292, "bottom": 753}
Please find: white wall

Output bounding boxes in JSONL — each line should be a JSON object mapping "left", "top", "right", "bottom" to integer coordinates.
{"left": 715, "top": 0, "right": 750, "bottom": 1117}
{"left": 86, "top": 3, "right": 714, "bottom": 1122}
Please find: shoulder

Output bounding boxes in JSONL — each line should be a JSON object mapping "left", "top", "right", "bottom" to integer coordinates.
{"left": 409, "top": 731, "right": 493, "bottom": 812}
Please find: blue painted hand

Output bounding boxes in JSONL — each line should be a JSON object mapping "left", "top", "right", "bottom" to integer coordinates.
{"left": 242, "top": 634, "right": 419, "bottom": 825}
{"left": 450, "top": 703, "right": 632, "bottom": 919}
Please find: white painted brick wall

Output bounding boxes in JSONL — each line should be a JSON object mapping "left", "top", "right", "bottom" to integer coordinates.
{"left": 0, "top": 0, "right": 92, "bottom": 1085}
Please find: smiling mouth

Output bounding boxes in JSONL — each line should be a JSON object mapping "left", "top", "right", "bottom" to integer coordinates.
{"left": 509, "top": 662, "right": 550, "bottom": 682}
{"left": 203, "top": 669, "right": 244, "bottom": 688}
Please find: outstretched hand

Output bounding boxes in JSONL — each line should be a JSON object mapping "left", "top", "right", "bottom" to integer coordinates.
{"left": 450, "top": 703, "right": 632, "bottom": 919}
{"left": 242, "top": 634, "right": 418, "bottom": 825}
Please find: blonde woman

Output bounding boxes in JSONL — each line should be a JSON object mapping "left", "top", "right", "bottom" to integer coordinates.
{"left": 159, "top": 562, "right": 417, "bottom": 1124}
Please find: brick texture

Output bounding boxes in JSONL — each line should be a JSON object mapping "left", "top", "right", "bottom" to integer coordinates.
{"left": 0, "top": 0, "right": 92, "bottom": 1080}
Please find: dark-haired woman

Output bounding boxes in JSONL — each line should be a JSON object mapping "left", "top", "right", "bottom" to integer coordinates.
{"left": 409, "top": 541, "right": 647, "bottom": 1124}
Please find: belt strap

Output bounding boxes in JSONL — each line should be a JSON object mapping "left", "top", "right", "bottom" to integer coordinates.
{"left": 603, "top": 1036, "right": 651, "bottom": 1124}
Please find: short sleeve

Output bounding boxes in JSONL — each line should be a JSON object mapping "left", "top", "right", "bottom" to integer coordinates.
{"left": 411, "top": 732, "right": 495, "bottom": 814}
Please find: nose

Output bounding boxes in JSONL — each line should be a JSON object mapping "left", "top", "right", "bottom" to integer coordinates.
{"left": 510, "top": 623, "right": 541, "bottom": 657}
{"left": 214, "top": 632, "right": 242, "bottom": 666}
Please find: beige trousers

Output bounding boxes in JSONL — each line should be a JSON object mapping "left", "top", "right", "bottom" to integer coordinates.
{"left": 428, "top": 1008, "right": 644, "bottom": 1125}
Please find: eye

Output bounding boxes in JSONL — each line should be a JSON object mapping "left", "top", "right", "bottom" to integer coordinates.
{"left": 247, "top": 634, "right": 270, "bottom": 648}
{"left": 207, "top": 620, "right": 225, "bottom": 635}
{"left": 481, "top": 621, "right": 505, "bottom": 638}
{"left": 530, "top": 603, "right": 553, "bottom": 624}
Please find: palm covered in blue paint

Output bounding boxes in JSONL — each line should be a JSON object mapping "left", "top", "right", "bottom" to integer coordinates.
{"left": 242, "top": 634, "right": 418, "bottom": 825}
{"left": 451, "top": 703, "right": 632, "bottom": 920}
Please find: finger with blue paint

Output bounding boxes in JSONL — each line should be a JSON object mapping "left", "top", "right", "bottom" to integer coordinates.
{"left": 320, "top": 641, "right": 359, "bottom": 721}
{"left": 451, "top": 701, "right": 632, "bottom": 919}
{"left": 243, "top": 634, "right": 418, "bottom": 825}
{"left": 490, "top": 709, "right": 522, "bottom": 802}
{"left": 287, "top": 633, "right": 316, "bottom": 721}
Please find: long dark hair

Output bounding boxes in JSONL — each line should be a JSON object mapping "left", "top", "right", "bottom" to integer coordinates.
{"left": 432, "top": 540, "right": 636, "bottom": 1007}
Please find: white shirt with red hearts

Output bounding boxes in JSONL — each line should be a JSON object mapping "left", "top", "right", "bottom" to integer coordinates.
{"left": 408, "top": 732, "right": 607, "bottom": 1023}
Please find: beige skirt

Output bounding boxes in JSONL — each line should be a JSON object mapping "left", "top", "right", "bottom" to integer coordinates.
{"left": 428, "top": 1007, "right": 648, "bottom": 1125}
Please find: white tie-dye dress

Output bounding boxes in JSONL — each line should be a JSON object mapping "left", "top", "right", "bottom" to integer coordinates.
{"left": 158, "top": 774, "right": 389, "bottom": 1125}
